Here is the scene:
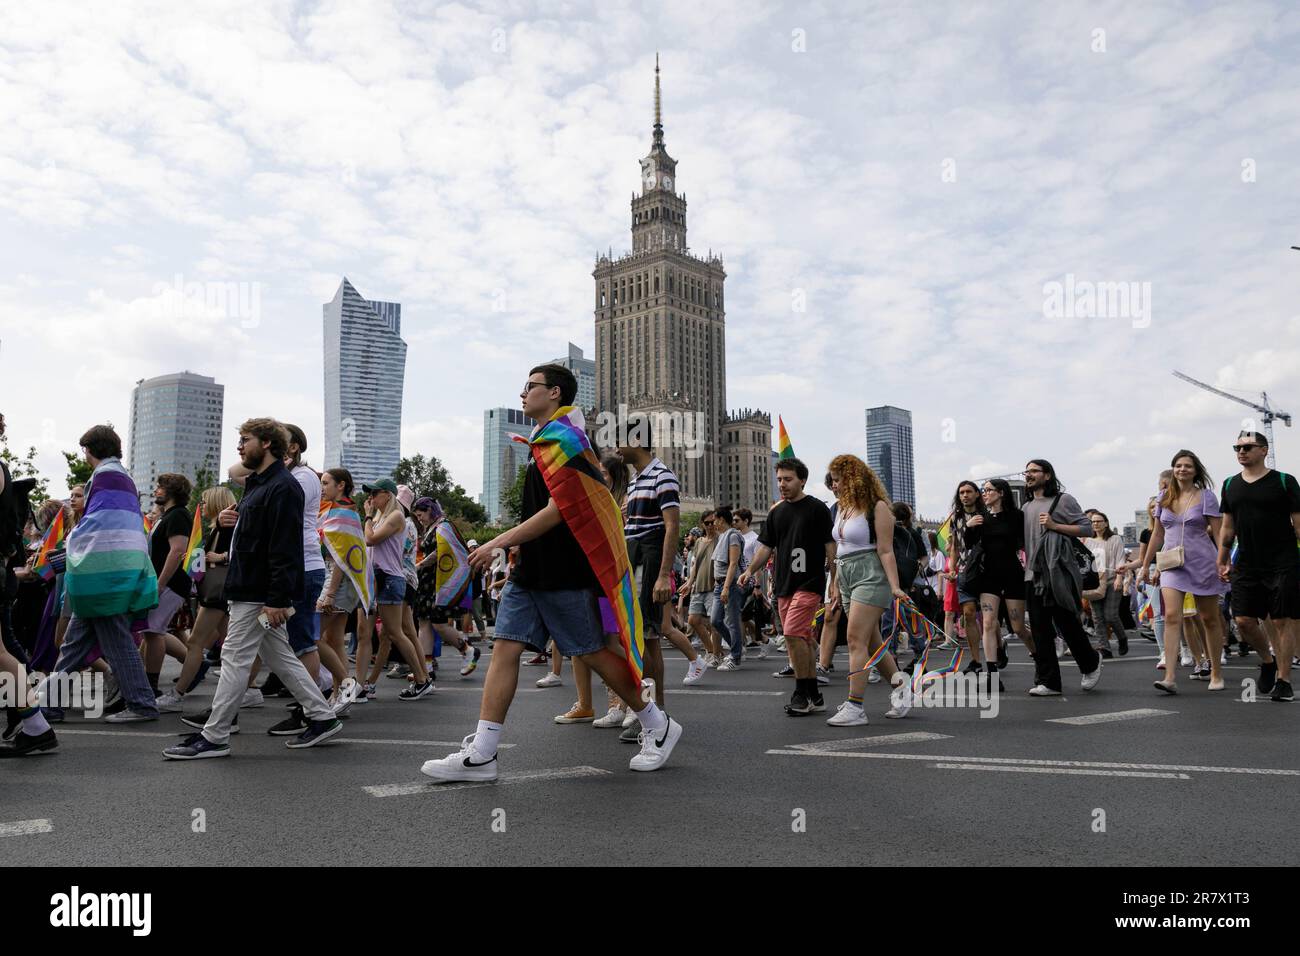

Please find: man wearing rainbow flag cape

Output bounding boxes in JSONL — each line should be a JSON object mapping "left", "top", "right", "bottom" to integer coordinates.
{"left": 420, "top": 363, "right": 683, "bottom": 782}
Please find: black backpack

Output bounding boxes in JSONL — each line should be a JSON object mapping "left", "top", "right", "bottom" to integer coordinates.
{"left": 0, "top": 462, "right": 35, "bottom": 560}
{"left": 892, "top": 525, "right": 921, "bottom": 589}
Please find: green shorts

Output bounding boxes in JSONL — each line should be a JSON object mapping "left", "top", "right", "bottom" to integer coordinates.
{"left": 836, "top": 549, "right": 891, "bottom": 609}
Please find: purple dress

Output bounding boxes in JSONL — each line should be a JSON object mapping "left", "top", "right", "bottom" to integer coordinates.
{"left": 1155, "top": 488, "right": 1226, "bottom": 596}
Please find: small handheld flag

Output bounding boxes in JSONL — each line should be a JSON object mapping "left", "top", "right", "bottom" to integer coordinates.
{"left": 777, "top": 416, "right": 795, "bottom": 460}
{"left": 183, "top": 507, "right": 205, "bottom": 581}
{"left": 32, "top": 508, "right": 66, "bottom": 582}
{"left": 935, "top": 516, "right": 952, "bottom": 554}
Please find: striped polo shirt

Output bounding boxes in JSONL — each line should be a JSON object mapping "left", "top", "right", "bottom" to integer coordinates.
{"left": 623, "top": 457, "right": 681, "bottom": 540}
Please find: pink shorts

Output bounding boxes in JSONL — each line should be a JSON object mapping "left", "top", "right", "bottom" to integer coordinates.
{"left": 778, "top": 591, "right": 821, "bottom": 641}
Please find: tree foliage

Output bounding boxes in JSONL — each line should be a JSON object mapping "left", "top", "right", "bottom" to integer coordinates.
{"left": 0, "top": 433, "right": 49, "bottom": 504}
{"left": 503, "top": 464, "right": 527, "bottom": 524}
{"left": 392, "top": 454, "right": 488, "bottom": 525}
{"left": 63, "top": 451, "right": 94, "bottom": 489}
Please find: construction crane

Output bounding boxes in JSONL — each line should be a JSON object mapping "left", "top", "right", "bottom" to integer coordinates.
{"left": 1172, "top": 370, "right": 1292, "bottom": 468}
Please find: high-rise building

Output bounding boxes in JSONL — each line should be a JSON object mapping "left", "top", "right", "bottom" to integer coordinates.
{"left": 720, "top": 409, "right": 773, "bottom": 515}
{"left": 550, "top": 342, "right": 596, "bottom": 410}
{"left": 127, "top": 371, "right": 224, "bottom": 495}
{"left": 323, "top": 277, "right": 407, "bottom": 483}
{"left": 480, "top": 407, "right": 537, "bottom": 524}
{"left": 592, "top": 56, "right": 770, "bottom": 513}
{"left": 865, "top": 405, "right": 916, "bottom": 507}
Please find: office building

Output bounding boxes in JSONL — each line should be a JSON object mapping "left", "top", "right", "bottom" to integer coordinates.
{"left": 865, "top": 405, "right": 915, "bottom": 507}
{"left": 127, "top": 371, "right": 224, "bottom": 496}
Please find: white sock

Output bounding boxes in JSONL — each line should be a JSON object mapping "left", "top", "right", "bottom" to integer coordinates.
{"left": 635, "top": 701, "right": 668, "bottom": 733}
{"left": 22, "top": 708, "right": 51, "bottom": 736}
{"left": 473, "top": 720, "right": 503, "bottom": 757}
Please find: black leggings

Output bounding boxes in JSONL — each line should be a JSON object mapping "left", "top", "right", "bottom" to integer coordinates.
{"left": 1027, "top": 588, "right": 1100, "bottom": 690}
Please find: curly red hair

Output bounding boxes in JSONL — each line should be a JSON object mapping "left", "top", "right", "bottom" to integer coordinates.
{"left": 828, "top": 454, "right": 890, "bottom": 519}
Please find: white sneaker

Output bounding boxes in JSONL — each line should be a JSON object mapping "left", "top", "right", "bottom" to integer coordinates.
{"left": 683, "top": 659, "right": 706, "bottom": 685}
{"left": 885, "top": 682, "right": 913, "bottom": 719}
{"left": 773, "top": 636, "right": 787, "bottom": 651}
{"left": 154, "top": 690, "right": 184, "bottom": 713}
{"left": 535, "top": 673, "right": 562, "bottom": 688}
{"left": 1179, "top": 647, "right": 1193, "bottom": 667}
{"left": 420, "top": 734, "right": 499, "bottom": 783}
{"left": 622, "top": 710, "right": 638, "bottom": 729}
{"left": 105, "top": 708, "right": 157, "bottom": 723}
{"left": 337, "top": 677, "right": 361, "bottom": 707}
{"left": 593, "top": 706, "right": 627, "bottom": 728}
{"left": 629, "top": 717, "right": 682, "bottom": 772}
{"left": 1080, "top": 664, "right": 1102, "bottom": 691}
{"left": 748, "top": 643, "right": 769, "bottom": 660}
{"left": 1028, "top": 684, "right": 1062, "bottom": 696}
{"left": 704, "top": 653, "right": 720, "bottom": 669}
{"left": 241, "top": 688, "right": 264, "bottom": 709}
{"left": 717, "top": 658, "right": 740, "bottom": 672}
{"left": 867, "top": 668, "right": 881, "bottom": 684}
{"left": 816, "top": 664, "right": 832, "bottom": 686}
{"left": 826, "top": 701, "right": 869, "bottom": 727}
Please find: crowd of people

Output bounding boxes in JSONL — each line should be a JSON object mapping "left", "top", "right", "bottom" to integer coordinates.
{"left": 0, "top": 376, "right": 1296, "bottom": 778}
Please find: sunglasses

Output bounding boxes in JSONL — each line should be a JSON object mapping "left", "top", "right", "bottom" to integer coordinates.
{"left": 1232, "top": 444, "right": 1260, "bottom": 453}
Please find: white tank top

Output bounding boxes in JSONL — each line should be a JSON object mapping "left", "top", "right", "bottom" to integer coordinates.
{"left": 833, "top": 510, "right": 876, "bottom": 556}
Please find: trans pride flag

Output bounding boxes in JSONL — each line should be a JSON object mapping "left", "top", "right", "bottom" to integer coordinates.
{"left": 514, "top": 406, "right": 644, "bottom": 684}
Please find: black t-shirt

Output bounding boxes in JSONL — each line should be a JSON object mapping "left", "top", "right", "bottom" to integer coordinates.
{"left": 511, "top": 460, "right": 599, "bottom": 591}
{"left": 978, "top": 509, "right": 1024, "bottom": 571}
{"left": 757, "top": 495, "right": 833, "bottom": 598}
{"left": 1221, "top": 470, "right": 1300, "bottom": 572}
{"left": 1139, "top": 528, "right": 1151, "bottom": 546}
{"left": 151, "top": 505, "right": 193, "bottom": 598}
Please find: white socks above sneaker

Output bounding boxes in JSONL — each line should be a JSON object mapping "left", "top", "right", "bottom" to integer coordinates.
{"left": 474, "top": 720, "right": 503, "bottom": 757}
{"left": 635, "top": 701, "right": 668, "bottom": 734}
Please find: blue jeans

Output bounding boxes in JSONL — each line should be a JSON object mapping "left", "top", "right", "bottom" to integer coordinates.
{"left": 884, "top": 602, "right": 927, "bottom": 661}
{"left": 711, "top": 581, "right": 745, "bottom": 663}
{"left": 492, "top": 582, "right": 606, "bottom": 657}
{"left": 287, "top": 568, "right": 325, "bottom": 657}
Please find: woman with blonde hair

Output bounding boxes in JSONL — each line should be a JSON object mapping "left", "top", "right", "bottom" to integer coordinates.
{"left": 155, "top": 485, "right": 236, "bottom": 711}
{"left": 825, "top": 454, "right": 912, "bottom": 725}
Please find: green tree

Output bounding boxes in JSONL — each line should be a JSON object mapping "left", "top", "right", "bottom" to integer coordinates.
{"left": 0, "top": 433, "right": 49, "bottom": 504}
{"left": 63, "top": 451, "right": 94, "bottom": 489}
{"left": 678, "top": 510, "right": 704, "bottom": 549}
{"left": 392, "top": 454, "right": 488, "bottom": 525}
{"left": 186, "top": 463, "right": 221, "bottom": 514}
{"left": 502, "top": 464, "right": 527, "bottom": 524}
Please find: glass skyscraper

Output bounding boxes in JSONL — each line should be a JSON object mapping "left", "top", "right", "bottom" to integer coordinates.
{"left": 480, "top": 407, "right": 536, "bottom": 524}
{"left": 127, "top": 371, "right": 224, "bottom": 496}
{"left": 550, "top": 342, "right": 596, "bottom": 410}
{"left": 865, "top": 405, "right": 915, "bottom": 507}
{"left": 323, "top": 278, "right": 407, "bottom": 483}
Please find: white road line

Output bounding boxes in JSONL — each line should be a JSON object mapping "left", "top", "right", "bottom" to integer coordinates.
{"left": 337, "top": 738, "right": 514, "bottom": 749}
{"left": 56, "top": 728, "right": 177, "bottom": 738}
{"left": 671, "top": 689, "right": 783, "bottom": 697}
{"left": 364, "top": 765, "right": 611, "bottom": 798}
{"left": 792, "top": 732, "right": 953, "bottom": 752}
{"left": 0, "top": 819, "right": 54, "bottom": 837}
{"left": 766, "top": 749, "right": 1300, "bottom": 777}
{"left": 1047, "top": 708, "right": 1177, "bottom": 726}
{"left": 932, "top": 763, "right": 1189, "bottom": 780}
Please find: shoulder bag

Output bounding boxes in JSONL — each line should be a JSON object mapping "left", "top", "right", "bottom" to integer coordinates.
{"left": 1047, "top": 496, "right": 1100, "bottom": 591}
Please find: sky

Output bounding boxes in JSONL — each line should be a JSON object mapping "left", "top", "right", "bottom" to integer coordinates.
{"left": 2, "top": 0, "right": 1299, "bottom": 529}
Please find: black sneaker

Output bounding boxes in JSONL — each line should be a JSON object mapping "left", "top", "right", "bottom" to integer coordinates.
{"left": 996, "top": 640, "right": 1009, "bottom": 668}
{"left": 771, "top": 664, "right": 795, "bottom": 678}
{"left": 268, "top": 706, "right": 308, "bottom": 736}
{"left": 259, "top": 672, "right": 286, "bottom": 697}
{"left": 809, "top": 694, "right": 826, "bottom": 713}
{"left": 0, "top": 728, "right": 58, "bottom": 757}
{"left": 1099, "top": 646, "right": 1113, "bottom": 659}
{"left": 162, "top": 732, "right": 229, "bottom": 760}
{"left": 619, "top": 722, "right": 640, "bottom": 743}
{"left": 181, "top": 709, "right": 240, "bottom": 734}
{"left": 286, "top": 718, "right": 343, "bottom": 749}
{"left": 1118, "top": 633, "right": 1128, "bottom": 656}
{"left": 1270, "top": 679, "right": 1294, "bottom": 702}
{"left": 784, "top": 692, "right": 813, "bottom": 716}
{"left": 962, "top": 659, "right": 982, "bottom": 675}
{"left": 398, "top": 680, "right": 435, "bottom": 701}
{"left": 3, "top": 708, "right": 19, "bottom": 742}
{"left": 1259, "top": 660, "right": 1278, "bottom": 695}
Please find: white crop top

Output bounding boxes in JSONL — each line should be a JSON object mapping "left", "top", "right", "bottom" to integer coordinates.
{"left": 833, "top": 510, "right": 876, "bottom": 555}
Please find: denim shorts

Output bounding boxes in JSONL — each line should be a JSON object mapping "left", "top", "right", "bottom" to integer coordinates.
{"left": 688, "top": 592, "right": 708, "bottom": 616}
{"left": 492, "top": 581, "right": 607, "bottom": 657}
{"left": 287, "top": 568, "right": 325, "bottom": 657}
{"left": 374, "top": 568, "right": 406, "bottom": 606}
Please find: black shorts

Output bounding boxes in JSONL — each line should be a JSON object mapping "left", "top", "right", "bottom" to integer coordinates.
{"left": 974, "top": 561, "right": 1027, "bottom": 602}
{"left": 1229, "top": 566, "right": 1300, "bottom": 620}
{"left": 627, "top": 531, "right": 665, "bottom": 638}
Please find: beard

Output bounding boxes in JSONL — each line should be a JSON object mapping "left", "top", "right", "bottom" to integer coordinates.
{"left": 241, "top": 447, "right": 268, "bottom": 470}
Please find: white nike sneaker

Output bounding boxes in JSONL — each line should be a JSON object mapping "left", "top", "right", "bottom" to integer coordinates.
{"left": 622, "top": 709, "right": 638, "bottom": 729}
{"left": 593, "top": 706, "right": 627, "bottom": 728}
{"left": 629, "top": 717, "right": 682, "bottom": 771}
{"left": 420, "top": 734, "right": 499, "bottom": 783}
{"left": 683, "top": 659, "right": 706, "bottom": 685}
{"left": 826, "top": 701, "right": 868, "bottom": 726}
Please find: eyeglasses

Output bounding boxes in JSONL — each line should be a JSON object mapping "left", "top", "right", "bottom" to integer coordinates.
{"left": 521, "top": 381, "right": 551, "bottom": 395}
{"left": 1023, "top": 469, "right": 1043, "bottom": 475}
{"left": 237, "top": 436, "right": 253, "bottom": 447}
{"left": 1232, "top": 444, "right": 1259, "bottom": 453}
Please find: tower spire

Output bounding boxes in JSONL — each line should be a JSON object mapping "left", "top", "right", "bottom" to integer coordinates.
{"left": 653, "top": 52, "right": 663, "bottom": 146}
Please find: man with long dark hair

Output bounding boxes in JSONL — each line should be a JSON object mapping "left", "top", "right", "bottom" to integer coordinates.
{"left": 1022, "top": 459, "right": 1101, "bottom": 696}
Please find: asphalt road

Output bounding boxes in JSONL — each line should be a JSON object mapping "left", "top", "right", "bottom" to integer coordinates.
{"left": 1, "top": 634, "right": 1294, "bottom": 866}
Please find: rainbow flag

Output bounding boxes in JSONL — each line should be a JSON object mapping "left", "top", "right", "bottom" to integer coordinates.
{"left": 320, "top": 499, "right": 372, "bottom": 609}
{"left": 777, "top": 416, "right": 795, "bottom": 460}
{"left": 434, "top": 519, "right": 473, "bottom": 610}
{"left": 514, "top": 406, "right": 644, "bottom": 683}
{"left": 935, "top": 516, "right": 952, "bottom": 554}
{"left": 32, "top": 508, "right": 66, "bottom": 582}
{"left": 183, "top": 506, "right": 205, "bottom": 581}
{"left": 142, "top": 512, "right": 154, "bottom": 534}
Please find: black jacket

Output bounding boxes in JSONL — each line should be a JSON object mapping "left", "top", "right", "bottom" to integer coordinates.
{"left": 223, "top": 459, "right": 305, "bottom": 608}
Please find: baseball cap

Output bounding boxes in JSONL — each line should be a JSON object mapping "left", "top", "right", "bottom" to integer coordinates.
{"left": 362, "top": 477, "right": 398, "bottom": 496}
{"left": 467, "top": 539, "right": 479, "bottom": 548}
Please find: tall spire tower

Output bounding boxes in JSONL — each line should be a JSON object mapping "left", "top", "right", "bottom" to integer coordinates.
{"left": 633, "top": 54, "right": 683, "bottom": 253}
